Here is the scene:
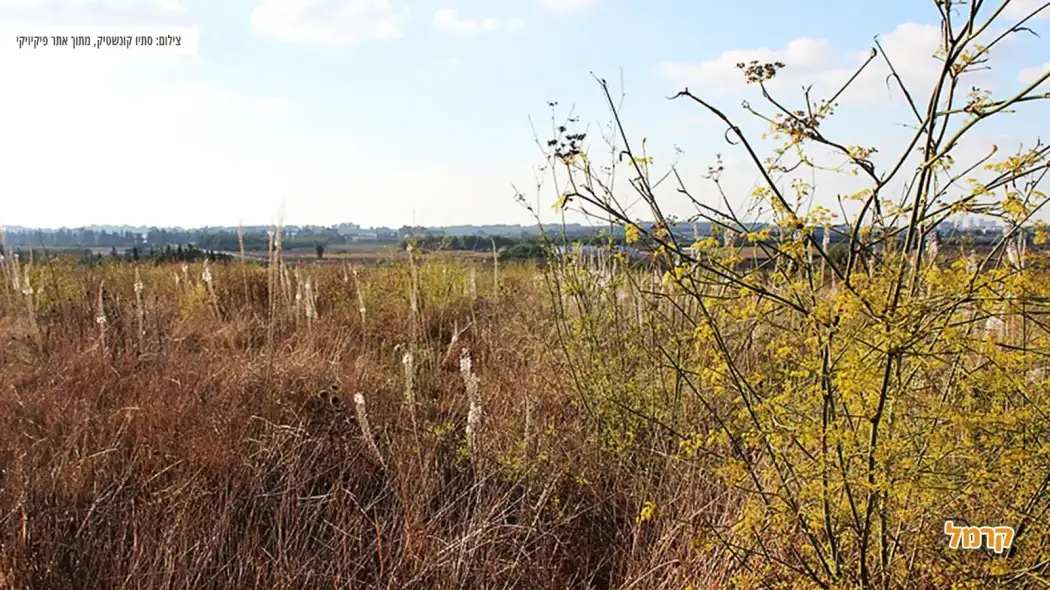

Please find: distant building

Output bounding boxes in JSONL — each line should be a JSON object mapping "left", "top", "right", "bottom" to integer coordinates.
{"left": 336, "top": 223, "right": 361, "bottom": 236}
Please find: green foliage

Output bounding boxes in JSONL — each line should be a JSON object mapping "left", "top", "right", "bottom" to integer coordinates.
{"left": 499, "top": 241, "right": 546, "bottom": 261}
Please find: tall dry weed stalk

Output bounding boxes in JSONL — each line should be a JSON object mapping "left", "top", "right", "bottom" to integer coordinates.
{"left": 459, "top": 348, "right": 482, "bottom": 460}
{"left": 352, "top": 392, "right": 384, "bottom": 468}
{"left": 304, "top": 274, "right": 317, "bottom": 329}
{"left": 307, "top": 273, "right": 317, "bottom": 314}
{"left": 0, "top": 228, "right": 12, "bottom": 307}
{"left": 18, "top": 261, "right": 43, "bottom": 352}
{"left": 275, "top": 221, "right": 293, "bottom": 310}
{"left": 467, "top": 266, "right": 477, "bottom": 301}
{"left": 238, "top": 221, "right": 250, "bottom": 305}
{"left": 133, "top": 268, "right": 145, "bottom": 353}
{"left": 202, "top": 259, "right": 220, "bottom": 320}
{"left": 0, "top": 225, "right": 8, "bottom": 275}
{"left": 293, "top": 268, "right": 303, "bottom": 328}
{"left": 491, "top": 238, "right": 499, "bottom": 301}
{"left": 351, "top": 264, "right": 367, "bottom": 326}
{"left": 266, "top": 229, "right": 275, "bottom": 297}
{"left": 9, "top": 251, "right": 21, "bottom": 294}
{"left": 266, "top": 227, "right": 281, "bottom": 354}
{"left": 407, "top": 242, "right": 421, "bottom": 347}
{"left": 402, "top": 349, "right": 418, "bottom": 435}
{"left": 94, "top": 280, "right": 108, "bottom": 358}
{"left": 402, "top": 350, "right": 415, "bottom": 406}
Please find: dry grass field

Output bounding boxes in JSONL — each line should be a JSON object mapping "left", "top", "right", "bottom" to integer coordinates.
{"left": 2, "top": 2, "right": 1050, "bottom": 587}
{"left": 1, "top": 241, "right": 1049, "bottom": 589}
{"left": 0, "top": 253, "right": 740, "bottom": 589}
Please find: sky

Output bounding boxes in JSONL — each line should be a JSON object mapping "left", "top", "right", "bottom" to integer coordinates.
{"left": 0, "top": 0, "right": 1047, "bottom": 229}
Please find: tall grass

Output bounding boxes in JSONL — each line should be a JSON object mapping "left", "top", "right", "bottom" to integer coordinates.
{"left": 2, "top": 3, "right": 1047, "bottom": 588}
{"left": 0, "top": 251, "right": 733, "bottom": 589}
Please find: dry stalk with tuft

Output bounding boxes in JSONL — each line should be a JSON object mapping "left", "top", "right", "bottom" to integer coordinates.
{"left": 304, "top": 274, "right": 317, "bottom": 330}
{"left": 459, "top": 347, "right": 482, "bottom": 460}
{"left": 352, "top": 392, "right": 385, "bottom": 468}
{"left": 237, "top": 221, "right": 250, "bottom": 306}
{"left": 491, "top": 238, "right": 499, "bottom": 301}
{"left": 133, "top": 267, "right": 146, "bottom": 354}
{"left": 402, "top": 350, "right": 418, "bottom": 434}
{"left": 202, "top": 260, "right": 220, "bottom": 320}
{"left": 294, "top": 268, "right": 304, "bottom": 328}
{"left": 10, "top": 252, "right": 22, "bottom": 294}
{"left": 467, "top": 266, "right": 477, "bottom": 301}
{"left": 351, "top": 263, "right": 367, "bottom": 326}
{"left": 407, "top": 242, "right": 420, "bottom": 346}
{"left": 402, "top": 350, "right": 415, "bottom": 406}
{"left": 266, "top": 229, "right": 277, "bottom": 348}
{"left": 95, "top": 280, "right": 108, "bottom": 359}
{"left": 18, "top": 262, "right": 43, "bottom": 352}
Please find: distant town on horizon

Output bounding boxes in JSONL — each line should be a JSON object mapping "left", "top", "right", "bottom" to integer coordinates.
{"left": 0, "top": 215, "right": 1009, "bottom": 241}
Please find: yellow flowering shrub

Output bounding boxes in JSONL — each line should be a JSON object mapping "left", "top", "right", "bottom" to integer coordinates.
{"left": 544, "top": 4, "right": 1050, "bottom": 586}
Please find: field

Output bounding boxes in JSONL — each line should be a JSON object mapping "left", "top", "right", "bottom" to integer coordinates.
{"left": 3, "top": 3, "right": 1050, "bottom": 586}
{"left": 0, "top": 253, "right": 731, "bottom": 589}
{"left": 1, "top": 240, "right": 1049, "bottom": 589}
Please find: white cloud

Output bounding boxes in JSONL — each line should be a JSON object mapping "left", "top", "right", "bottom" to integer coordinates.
{"left": 432, "top": 8, "right": 522, "bottom": 35}
{"left": 1002, "top": 0, "right": 1050, "bottom": 21}
{"left": 1018, "top": 62, "right": 1049, "bottom": 85}
{"left": 658, "top": 23, "right": 956, "bottom": 107}
{"left": 538, "top": 0, "right": 595, "bottom": 13}
{"left": 251, "top": 0, "right": 404, "bottom": 46}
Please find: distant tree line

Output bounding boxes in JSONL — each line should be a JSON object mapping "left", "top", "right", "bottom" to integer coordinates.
{"left": 0, "top": 244, "right": 231, "bottom": 266}
{"left": 2, "top": 223, "right": 633, "bottom": 251}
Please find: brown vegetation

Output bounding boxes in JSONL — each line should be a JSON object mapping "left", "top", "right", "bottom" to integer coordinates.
{"left": 0, "top": 258, "right": 731, "bottom": 589}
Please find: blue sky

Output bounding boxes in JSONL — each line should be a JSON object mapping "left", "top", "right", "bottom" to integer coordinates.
{"left": 0, "top": 0, "right": 1047, "bottom": 229}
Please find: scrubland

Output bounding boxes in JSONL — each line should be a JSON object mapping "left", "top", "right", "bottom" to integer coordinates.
{"left": 3, "top": 2, "right": 1050, "bottom": 587}
{"left": 0, "top": 251, "right": 744, "bottom": 589}
{"left": 1, "top": 240, "right": 1049, "bottom": 589}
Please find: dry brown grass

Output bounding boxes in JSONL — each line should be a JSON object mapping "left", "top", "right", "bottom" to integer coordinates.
{"left": 0, "top": 257, "right": 731, "bottom": 590}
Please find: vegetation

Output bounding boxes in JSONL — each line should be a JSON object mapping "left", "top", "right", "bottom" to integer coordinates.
{"left": 1, "top": 2, "right": 1049, "bottom": 588}
{"left": 1, "top": 244, "right": 233, "bottom": 266}
{"left": 525, "top": 1, "right": 1050, "bottom": 587}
